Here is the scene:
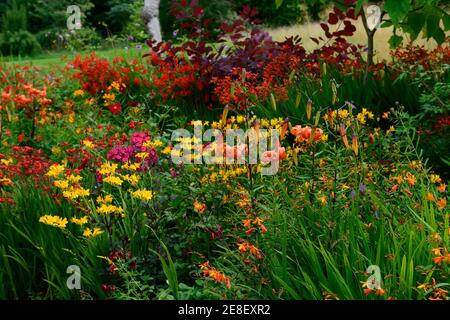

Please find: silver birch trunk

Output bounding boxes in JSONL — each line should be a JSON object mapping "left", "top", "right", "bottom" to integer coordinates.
{"left": 142, "top": 0, "right": 162, "bottom": 42}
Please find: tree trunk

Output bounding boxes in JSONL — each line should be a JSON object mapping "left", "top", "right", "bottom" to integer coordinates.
{"left": 142, "top": 0, "right": 162, "bottom": 42}
{"left": 366, "top": 31, "right": 374, "bottom": 68}
{"left": 360, "top": 7, "right": 377, "bottom": 85}
{"left": 363, "top": 30, "right": 375, "bottom": 85}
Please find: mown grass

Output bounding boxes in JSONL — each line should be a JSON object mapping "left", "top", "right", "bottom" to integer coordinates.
{"left": 0, "top": 47, "right": 145, "bottom": 69}
{"left": 266, "top": 18, "right": 444, "bottom": 61}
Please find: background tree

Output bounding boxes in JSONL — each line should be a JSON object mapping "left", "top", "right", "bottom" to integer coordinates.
{"left": 0, "top": 0, "right": 41, "bottom": 56}
{"left": 304, "top": 0, "right": 328, "bottom": 21}
{"left": 238, "top": 0, "right": 303, "bottom": 26}
{"left": 277, "top": 0, "right": 450, "bottom": 79}
{"left": 142, "top": 0, "right": 162, "bottom": 41}
{"left": 350, "top": 0, "right": 450, "bottom": 67}
{"left": 89, "top": 0, "right": 135, "bottom": 36}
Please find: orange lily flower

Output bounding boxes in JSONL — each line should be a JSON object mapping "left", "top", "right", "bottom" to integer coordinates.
{"left": 193, "top": 200, "right": 206, "bottom": 214}
{"left": 280, "top": 119, "right": 289, "bottom": 140}
{"left": 253, "top": 217, "right": 263, "bottom": 225}
{"left": 433, "top": 255, "right": 444, "bottom": 266}
{"left": 436, "top": 197, "right": 447, "bottom": 211}
{"left": 243, "top": 218, "right": 252, "bottom": 229}
{"left": 375, "top": 287, "right": 386, "bottom": 296}
{"left": 237, "top": 242, "right": 248, "bottom": 253}
{"left": 406, "top": 173, "right": 416, "bottom": 187}
{"left": 364, "top": 288, "right": 373, "bottom": 296}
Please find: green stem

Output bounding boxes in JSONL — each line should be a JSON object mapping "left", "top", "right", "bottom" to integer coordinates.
{"left": 310, "top": 143, "right": 316, "bottom": 203}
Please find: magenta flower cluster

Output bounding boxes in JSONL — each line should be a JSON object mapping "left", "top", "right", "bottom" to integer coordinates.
{"left": 107, "top": 132, "right": 159, "bottom": 169}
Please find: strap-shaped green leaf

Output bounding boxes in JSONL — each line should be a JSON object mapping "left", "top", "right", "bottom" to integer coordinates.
{"left": 275, "top": 0, "right": 284, "bottom": 9}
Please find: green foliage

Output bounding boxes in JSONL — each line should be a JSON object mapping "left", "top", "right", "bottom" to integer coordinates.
{"left": 0, "top": 0, "right": 41, "bottom": 56}
{"left": 355, "top": 0, "right": 449, "bottom": 47}
{"left": 1, "top": 0, "right": 27, "bottom": 32}
{"left": 27, "top": 0, "right": 94, "bottom": 34}
{"left": 276, "top": 0, "right": 449, "bottom": 47}
{"left": 0, "top": 5, "right": 448, "bottom": 299}
{"left": 0, "top": 30, "right": 41, "bottom": 56}
{"left": 64, "top": 27, "right": 102, "bottom": 51}
{"left": 257, "top": 175, "right": 434, "bottom": 299}
{"left": 89, "top": 0, "right": 135, "bottom": 36}
{"left": 384, "top": 0, "right": 412, "bottom": 25}
{"left": 414, "top": 65, "right": 450, "bottom": 178}
{"left": 388, "top": 33, "right": 404, "bottom": 48}
{"left": 237, "top": 0, "right": 304, "bottom": 26}
{"left": 120, "top": 1, "right": 148, "bottom": 43}
{"left": 106, "top": 1, "right": 135, "bottom": 33}
{"left": 149, "top": 232, "right": 179, "bottom": 300}
{"left": 0, "top": 184, "right": 107, "bottom": 299}
{"left": 304, "top": 0, "right": 329, "bottom": 21}
{"left": 160, "top": 0, "right": 236, "bottom": 39}
{"left": 3, "top": 0, "right": 95, "bottom": 50}
{"left": 254, "top": 66, "right": 423, "bottom": 121}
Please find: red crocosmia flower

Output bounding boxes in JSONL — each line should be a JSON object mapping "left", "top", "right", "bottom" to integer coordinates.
{"left": 109, "top": 103, "right": 122, "bottom": 115}
{"left": 17, "top": 133, "right": 26, "bottom": 143}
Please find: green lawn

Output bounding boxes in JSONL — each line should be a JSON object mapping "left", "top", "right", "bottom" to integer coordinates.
{"left": 0, "top": 47, "right": 145, "bottom": 69}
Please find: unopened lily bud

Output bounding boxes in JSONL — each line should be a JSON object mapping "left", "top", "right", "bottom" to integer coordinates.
{"left": 352, "top": 132, "right": 359, "bottom": 156}
{"left": 306, "top": 99, "right": 312, "bottom": 120}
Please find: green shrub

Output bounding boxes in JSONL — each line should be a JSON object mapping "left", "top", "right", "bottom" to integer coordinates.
{"left": 0, "top": 30, "right": 41, "bottom": 56}
{"left": 35, "top": 29, "right": 65, "bottom": 51}
{"left": 254, "top": 66, "right": 423, "bottom": 123}
{"left": 236, "top": 0, "right": 304, "bottom": 26}
{"left": 64, "top": 27, "right": 102, "bottom": 51}
{"left": 2, "top": 0, "right": 26, "bottom": 32}
{"left": 105, "top": 0, "right": 135, "bottom": 34}
{"left": 121, "top": 1, "right": 148, "bottom": 43}
{"left": 0, "top": 0, "right": 41, "bottom": 56}
{"left": 160, "top": 0, "right": 236, "bottom": 40}
{"left": 35, "top": 27, "right": 102, "bottom": 52}
{"left": 27, "top": 0, "right": 94, "bottom": 37}
{"left": 414, "top": 65, "right": 450, "bottom": 179}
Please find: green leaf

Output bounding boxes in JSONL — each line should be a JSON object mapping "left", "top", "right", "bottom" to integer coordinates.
{"left": 270, "top": 93, "right": 277, "bottom": 111}
{"left": 432, "top": 28, "right": 446, "bottom": 44}
{"left": 424, "top": 7, "right": 441, "bottom": 40}
{"left": 406, "top": 12, "right": 426, "bottom": 41}
{"left": 275, "top": 0, "right": 283, "bottom": 9}
{"left": 415, "top": 0, "right": 434, "bottom": 6}
{"left": 384, "top": 0, "right": 412, "bottom": 25}
{"left": 380, "top": 21, "right": 393, "bottom": 28}
{"left": 272, "top": 274, "right": 300, "bottom": 299}
{"left": 147, "top": 227, "right": 179, "bottom": 300}
{"left": 444, "top": 13, "right": 450, "bottom": 30}
{"left": 388, "top": 34, "right": 404, "bottom": 48}
{"left": 442, "top": 156, "right": 450, "bottom": 167}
